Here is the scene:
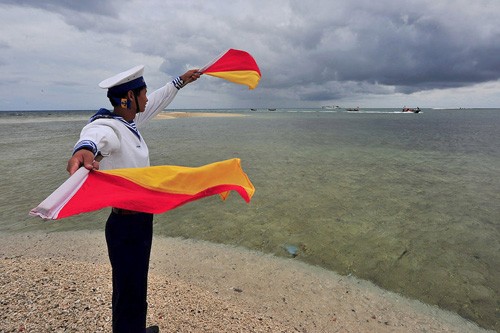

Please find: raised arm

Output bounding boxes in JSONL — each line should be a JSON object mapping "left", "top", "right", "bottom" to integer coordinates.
{"left": 134, "top": 69, "right": 201, "bottom": 126}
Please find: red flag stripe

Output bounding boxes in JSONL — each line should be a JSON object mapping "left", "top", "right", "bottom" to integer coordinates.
{"left": 202, "top": 49, "right": 261, "bottom": 75}
{"left": 58, "top": 171, "right": 252, "bottom": 219}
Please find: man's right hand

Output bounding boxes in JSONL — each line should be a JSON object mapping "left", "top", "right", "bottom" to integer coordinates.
{"left": 66, "top": 149, "right": 99, "bottom": 175}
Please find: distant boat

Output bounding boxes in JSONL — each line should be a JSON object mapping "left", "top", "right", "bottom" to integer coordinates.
{"left": 345, "top": 107, "right": 359, "bottom": 111}
{"left": 402, "top": 107, "right": 421, "bottom": 113}
{"left": 250, "top": 108, "right": 257, "bottom": 111}
{"left": 268, "top": 108, "right": 276, "bottom": 111}
{"left": 322, "top": 105, "right": 341, "bottom": 110}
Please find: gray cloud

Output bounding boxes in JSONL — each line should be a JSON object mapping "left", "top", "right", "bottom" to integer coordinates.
{"left": 0, "top": 0, "right": 120, "bottom": 16}
{"left": 261, "top": 0, "right": 500, "bottom": 94}
{"left": 1, "top": 0, "right": 500, "bottom": 109}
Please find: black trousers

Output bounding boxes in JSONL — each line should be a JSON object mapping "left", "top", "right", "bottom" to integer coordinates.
{"left": 105, "top": 211, "right": 154, "bottom": 333}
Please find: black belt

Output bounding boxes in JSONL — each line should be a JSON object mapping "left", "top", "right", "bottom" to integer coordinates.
{"left": 112, "top": 208, "right": 139, "bottom": 215}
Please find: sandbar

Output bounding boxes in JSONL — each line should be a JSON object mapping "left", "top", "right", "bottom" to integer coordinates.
{"left": 155, "top": 111, "right": 246, "bottom": 119}
{"left": 0, "top": 231, "right": 491, "bottom": 332}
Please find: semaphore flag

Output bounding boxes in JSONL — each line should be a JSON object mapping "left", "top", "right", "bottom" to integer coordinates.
{"left": 30, "top": 158, "right": 255, "bottom": 220}
{"left": 200, "top": 49, "right": 261, "bottom": 89}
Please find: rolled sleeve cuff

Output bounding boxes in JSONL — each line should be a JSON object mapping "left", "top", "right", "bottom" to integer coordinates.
{"left": 172, "top": 76, "right": 184, "bottom": 90}
{"left": 73, "top": 140, "right": 98, "bottom": 156}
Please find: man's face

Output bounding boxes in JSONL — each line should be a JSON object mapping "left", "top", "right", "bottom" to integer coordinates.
{"left": 136, "top": 88, "right": 148, "bottom": 112}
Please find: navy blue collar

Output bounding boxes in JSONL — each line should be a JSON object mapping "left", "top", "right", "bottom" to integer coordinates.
{"left": 90, "top": 108, "right": 141, "bottom": 140}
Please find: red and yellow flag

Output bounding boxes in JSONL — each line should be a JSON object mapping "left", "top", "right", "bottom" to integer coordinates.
{"left": 201, "top": 49, "right": 261, "bottom": 90}
{"left": 30, "top": 158, "right": 255, "bottom": 220}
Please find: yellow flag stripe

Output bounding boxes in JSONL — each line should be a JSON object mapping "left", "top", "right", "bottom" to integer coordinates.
{"left": 100, "top": 158, "right": 255, "bottom": 197}
{"left": 205, "top": 70, "right": 261, "bottom": 89}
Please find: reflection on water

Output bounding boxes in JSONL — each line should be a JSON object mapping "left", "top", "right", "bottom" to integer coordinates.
{"left": 1, "top": 109, "right": 499, "bottom": 331}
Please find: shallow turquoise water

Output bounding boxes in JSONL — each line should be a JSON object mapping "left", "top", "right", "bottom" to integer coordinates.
{"left": 1, "top": 108, "right": 499, "bottom": 330}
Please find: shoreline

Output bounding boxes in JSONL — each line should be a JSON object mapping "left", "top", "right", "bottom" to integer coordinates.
{"left": 0, "top": 231, "right": 491, "bottom": 332}
{"left": 0, "top": 111, "right": 246, "bottom": 124}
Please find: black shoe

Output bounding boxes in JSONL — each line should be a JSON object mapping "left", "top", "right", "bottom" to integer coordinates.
{"left": 146, "top": 326, "right": 159, "bottom": 333}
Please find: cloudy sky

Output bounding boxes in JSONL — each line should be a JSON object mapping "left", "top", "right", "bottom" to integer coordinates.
{"left": 1, "top": 0, "right": 499, "bottom": 110}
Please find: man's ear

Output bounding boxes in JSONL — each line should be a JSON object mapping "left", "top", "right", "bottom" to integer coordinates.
{"left": 127, "top": 90, "right": 135, "bottom": 100}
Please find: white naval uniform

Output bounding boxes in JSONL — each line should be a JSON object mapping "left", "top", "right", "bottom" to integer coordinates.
{"left": 73, "top": 77, "right": 183, "bottom": 170}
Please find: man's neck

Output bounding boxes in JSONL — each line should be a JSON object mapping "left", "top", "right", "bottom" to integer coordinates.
{"left": 113, "top": 107, "right": 136, "bottom": 122}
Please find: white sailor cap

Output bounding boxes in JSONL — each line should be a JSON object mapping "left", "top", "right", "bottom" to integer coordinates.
{"left": 99, "top": 65, "right": 146, "bottom": 97}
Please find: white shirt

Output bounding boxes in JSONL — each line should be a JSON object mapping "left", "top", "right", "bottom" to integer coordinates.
{"left": 73, "top": 78, "right": 182, "bottom": 170}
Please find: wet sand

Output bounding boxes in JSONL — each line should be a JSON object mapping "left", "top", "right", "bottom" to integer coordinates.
{"left": 0, "top": 231, "right": 491, "bottom": 333}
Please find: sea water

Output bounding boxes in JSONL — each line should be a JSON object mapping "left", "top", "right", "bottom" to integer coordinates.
{"left": 0, "top": 108, "right": 499, "bottom": 331}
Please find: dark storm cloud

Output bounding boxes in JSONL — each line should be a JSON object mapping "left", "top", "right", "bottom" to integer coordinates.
{"left": 333, "top": 14, "right": 500, "bottom": 92}
{"left": 254, "top": 0, "right": 500, "bottom": 100}
{"left": 0, "top": 0, "right": 120, "bottom": 16}
{"left": 0, "top": 0, "right": 127, "bottom": 32}
{"left": 1, "top": 0, "right": 499, "bottom": 108}
{"left": 7, "top": 0, "right": 498, "bottom": 97}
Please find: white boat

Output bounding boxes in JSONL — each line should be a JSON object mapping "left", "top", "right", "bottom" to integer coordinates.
{"left": 402, "top": 107, "right": 421, "bottom": 113}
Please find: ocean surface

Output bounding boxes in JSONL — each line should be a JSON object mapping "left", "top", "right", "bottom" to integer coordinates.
{"left": 0, "top": 108, "right": 499, "bottom": 331}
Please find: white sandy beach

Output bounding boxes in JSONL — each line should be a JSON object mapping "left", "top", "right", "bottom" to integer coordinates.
{"left": 0, "top": 231, "right": 492, "bottom": 333}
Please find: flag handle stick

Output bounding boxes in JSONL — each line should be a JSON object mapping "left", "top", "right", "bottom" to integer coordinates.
{"left": 180, "top": 49, "right": 228, "bottom": 88}
{"left": 199, "top": 49, "right": 227, "bottom": 73}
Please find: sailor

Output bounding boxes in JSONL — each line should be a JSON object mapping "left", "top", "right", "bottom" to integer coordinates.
{"left": 67, "top": 65, "right": 201, "bottom": 333}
